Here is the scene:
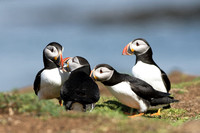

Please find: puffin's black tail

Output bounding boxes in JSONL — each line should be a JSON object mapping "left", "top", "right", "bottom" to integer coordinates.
{"left": 150, "top": 96, "right": 179, "bottom": 106}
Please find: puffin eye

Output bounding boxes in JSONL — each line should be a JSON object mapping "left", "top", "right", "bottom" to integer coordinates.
{"left": 100, "top": 69, "right": 103, "bottom": 74}
{"left": 50, "top": 48, "right": 54, "bottom": 52}
{"left": 136, "top": 42, "right": 140, "bottom": 46}
{"left": 72, "top": 58, "right": 75, "bottom": 62}
{"left": 72, "top": 57, "right": 78, "bottom": 63}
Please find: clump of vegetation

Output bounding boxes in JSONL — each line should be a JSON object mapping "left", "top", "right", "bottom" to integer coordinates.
{"left": 0, "top": 92, "right": 65, "bottom": 117}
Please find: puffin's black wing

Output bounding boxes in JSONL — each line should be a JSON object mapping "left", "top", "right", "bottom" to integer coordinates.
{"left": 33, "top": 69, "right": 44, "bottom": 95}
{"left": 61, "top": 71, "right": 100, "bottom": 104}
{"left": 160, "top": 69, "right": 171, "bottom": 92}
{"left": 125, "top": 75, "right": 170, "bottom": 100}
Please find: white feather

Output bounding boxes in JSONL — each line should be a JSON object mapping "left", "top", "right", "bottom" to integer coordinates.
{"left": 106, "top": 82, "right": 148, "bottom": 112}
{"left": 132, "top": 61, "right": 167, "bottom": 93}
{"left": 38, "top": 68, "right": 69, "bottom": 99}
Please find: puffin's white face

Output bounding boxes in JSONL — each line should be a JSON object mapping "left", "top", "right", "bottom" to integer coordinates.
{"left": 44, "top": 45, "right": 59, "bottom": 60}
{"left": 67, "top": 57, "right": 84, "bottom": 72}
{"left": 92, "top": 67, "right": 114, "bottom": 82}
{"left": 129, "top": 39, "right": 150, "bottom": 55}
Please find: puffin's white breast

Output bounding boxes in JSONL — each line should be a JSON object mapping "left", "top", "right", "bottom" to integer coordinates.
{"left": 106, "top": 82, "right": 148, "bottom": 112}
{"left": 132, "top": 61, "right": 167, "bottom": 93}
{"left": 38, "top": 68, "right": 69, "bottom": 100}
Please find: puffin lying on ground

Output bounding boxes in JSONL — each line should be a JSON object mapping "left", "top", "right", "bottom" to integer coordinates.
{"left": 122, "top": 38, "right": 170, "bottom": 93}
{"left": 60, "top": 56, "right": 100, "bottom": 112}
{"left": 33, "top": 42, "right": 69, "bottom": 105}
{"left": 90, "top": 64, "right": 178, "bottom": 117}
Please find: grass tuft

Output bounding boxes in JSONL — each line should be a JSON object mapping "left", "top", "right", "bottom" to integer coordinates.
{"left": 0, "top": 92, "right": 65, "bottom": 117}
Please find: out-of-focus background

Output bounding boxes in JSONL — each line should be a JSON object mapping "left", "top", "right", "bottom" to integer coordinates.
{"left": 0, "top": 0, "right": 200, "bottom": 91}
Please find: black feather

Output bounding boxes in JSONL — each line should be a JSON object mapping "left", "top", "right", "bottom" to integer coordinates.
{"left": 33, "top": 69, "right": 44, "bottom": 95}
{"left": 160, "top": 69, "right": 171, "bottom": 92}
{"left": 135, "top": 47, "right": 171, "bottom": 92}
{"left": 150, "top": 97, "right": 179, "bottom": 106}
{"left": 60, "top": 68, "right": 100, "bottom": 105}
{"left": 102, "top": 69, "right": 177, "bottom": 105}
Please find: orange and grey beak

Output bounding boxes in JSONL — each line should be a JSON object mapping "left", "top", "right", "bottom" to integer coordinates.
{"left": 63, "top": 57, "right": 71, "bottom": 64}
{"left": 122, "top": 43, "right": 134, "bottom": 55}
{"left": 90, "top": 69, "right": 97, "bottom": 80}
{"left": 54, "top": 51, "right": 64, "bottom": 68}
{"left": 62, "top": 57, "right": 71, "bottom": 72}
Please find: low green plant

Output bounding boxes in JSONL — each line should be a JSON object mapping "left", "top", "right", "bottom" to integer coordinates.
{"left": 172, "top": 77, "right": 200, "bottom": 89}
{"left": 0, "top": 92, "right": 65, "bottom": 117}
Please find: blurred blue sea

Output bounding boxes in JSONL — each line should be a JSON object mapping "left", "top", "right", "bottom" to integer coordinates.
{"left": 0, "top": 0, "right": 200, "bottom": 91}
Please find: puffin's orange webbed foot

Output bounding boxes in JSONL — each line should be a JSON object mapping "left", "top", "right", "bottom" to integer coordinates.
{"left": 150, "top": 108, "right": 161, "bottom": 116}
{"left": 128, "top": 113, "right": 144, "bottom": 118}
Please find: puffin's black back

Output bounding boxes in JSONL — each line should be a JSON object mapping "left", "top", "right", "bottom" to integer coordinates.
{"left": 61, "top": 68, "right": 100, "bottom": 105}
{"left": 102, "top": 70, "right": 177, "bottom": 105}
{"left": 33, "top": 69, "right": 45, "bottom": 95}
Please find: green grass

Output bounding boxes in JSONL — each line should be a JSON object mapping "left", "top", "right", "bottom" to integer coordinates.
{"left": 1, "top": 77, "right": 200, "bottom": 132}
{"left": 171, "top": 77, "right": 200, "bottom": 89}
{"left": 0, "top": 92, "right": 65, "bottom": 117}
{"left": 0, "top": 91, "right": 195, "bottom": 127}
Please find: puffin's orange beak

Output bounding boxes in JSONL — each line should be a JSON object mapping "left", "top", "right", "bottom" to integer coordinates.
{"left": 60, "top": 53, "right": 64, "bottom": 69}
{"left": 90, "top": 69, "right": 97, "bottom": 80}
{"left": 122, "top": 43, "right": 134, "bottom": 55}
{"left": 62, "top": 57, "right": 71, "bottom": 72}
{"left": 63, "top": 57, "right": 71, "bottom": 64}
{"left": 54, "top": 51, "right": 64, "bottom": 69}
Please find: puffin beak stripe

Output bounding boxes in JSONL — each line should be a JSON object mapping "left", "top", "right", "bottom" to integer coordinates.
{"left": 63, "top": 57, "right": 71, "bottom": 63}
{"left": 63, "top": 57, "right": 71, "bottom": 68}
{"left": 90, "top": 69, "right": 94, "bottom": 77}
{"left": 60, "top": 52, "right": 64, "bottom": 68}
{"left": 54, "top": 51, "right": 63, "bottom": 61}
{"left": 90, "top": 69, "right": 97, "bottom": 80}
{"left": 122, "top": 43, "right": 134, "bottom": 55}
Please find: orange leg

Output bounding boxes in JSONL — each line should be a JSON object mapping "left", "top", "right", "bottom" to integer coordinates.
{"left": 150, "top": 108, "right": 161, "bottom": 116}
{"left": 128, "top": 113, "right": 144, "bottom": 118}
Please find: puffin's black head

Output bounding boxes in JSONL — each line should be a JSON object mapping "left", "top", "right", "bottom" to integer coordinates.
{"left": 43, "top": 42, "right": 64, "bottom": 69}
{"left": 122, "top": 38, "right": 151, "bottom": 56}
{"left": 64, "top": 56, "right": 91, "bottom": 74}
{"left": 90, "top": 64, "right": 115, "bottom": 82}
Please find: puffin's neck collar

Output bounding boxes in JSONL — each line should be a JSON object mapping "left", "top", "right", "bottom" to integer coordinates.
{"left": 102, "top": 70, "right": 122, "bottom": 86}
{"left": 135, "top": 48, "right": 156, "bottom": 65}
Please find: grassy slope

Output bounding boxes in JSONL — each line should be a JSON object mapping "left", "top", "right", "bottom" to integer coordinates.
{"left": 0, "top": 76, "right": 200, "bottom": 133}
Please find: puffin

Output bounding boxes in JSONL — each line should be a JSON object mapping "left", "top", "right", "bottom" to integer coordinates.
{"left": 122, "top": 38, "right": 170, "bottom": 93}
{"left": 33, "top": 42, "right": 69, "bottom": 105}
{"left": 60, "top": 56, "right": 100, "bottom": 112}
{"left": 90, "top": 64, "right": 178, "bottom": 117}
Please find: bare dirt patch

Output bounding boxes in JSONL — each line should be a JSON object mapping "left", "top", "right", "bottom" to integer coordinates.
{"left": 171, "top": 86, "right": 200, "bottom": 117}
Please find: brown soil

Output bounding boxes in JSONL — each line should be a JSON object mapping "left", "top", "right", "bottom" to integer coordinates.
{"left": 1, "top": 72, "right": 200, "bottom": 133}
{"left": 168, "top": 70, "right": 197, "bottom": 84}
{"left": 171, "top": 86, "right": 200, "bottom": 117}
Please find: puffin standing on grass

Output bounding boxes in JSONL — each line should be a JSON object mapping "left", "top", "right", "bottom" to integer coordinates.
{"left": 33, "top": 42, "right": 69, "bottom": 105}
{"left": 122, "top": 38, "right": 170, "bottom": 93}
{"left": 90, "top": 64, "right": 178, "bottom": 117}
{"left": 60, "top": 56, "right": 100, "bottom": 112}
